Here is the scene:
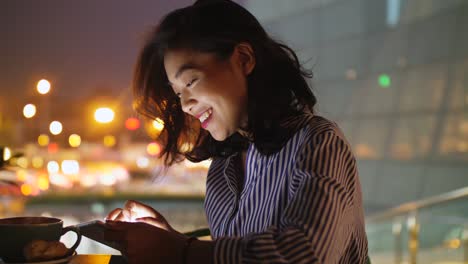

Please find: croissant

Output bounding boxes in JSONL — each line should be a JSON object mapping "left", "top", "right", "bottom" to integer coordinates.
{"left": 23, "top": 239, "right": 69, "bottom": 261}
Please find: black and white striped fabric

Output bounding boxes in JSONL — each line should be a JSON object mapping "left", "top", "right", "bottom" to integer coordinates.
{"left": 204, "top": 114, "right": 368, "bottom": 263}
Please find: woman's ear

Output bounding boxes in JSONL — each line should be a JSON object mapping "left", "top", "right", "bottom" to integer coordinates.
{"left": 234, "top": 43, "right": 256, "bottom": 76}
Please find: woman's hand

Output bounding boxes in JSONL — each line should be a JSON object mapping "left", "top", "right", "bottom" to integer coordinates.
{"left": 105, "top": 200, "right": 177, "bottom": 233}
{"left": 104, "top": 200, "right": 214, "bottom": 264}
{"left": 104, "top": 221, "right": 187, "bottom": 264}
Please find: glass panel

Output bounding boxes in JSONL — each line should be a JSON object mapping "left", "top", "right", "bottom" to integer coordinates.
{"left": 245, "top": 0, "right": 340, "bottom": 22}
{"left": 336, "top": 119, "right": 355, "bottom": 145}
{"left": 390, "top": 115, "right": 436, "bottom": 160}
{"left": 438, "top": 112, "right": 468, "bottom": 160}
{"left": 361, "top": 74, "right": 399, "bottom": 115}
{"left": 316, "top": 80, "right": 357, "bottom": 119}
{"left": 407, "top": 11, "right": 455, "bottom": 65}
{"left": 348, "top": 79, "right": 371, "bottom": 117}
{"left": 315, "top": 38, "right": 366, "bottom": 82}
{"left": 400, "top": 0, "right": 465, "bottom": 24}
{"left": 399, "top": 64, "right": 446, "bottom": 112}
{"left": 366, "top": 29, "right": 409, "bottom": 74}
{"left": 319, "top": 0, "right": 365, "bottom": 42}
{"left": 449, "top": 59, "right": 468, "bottom": 110}
{"left": 353, "top": 119, "right": 389, "bottom": 159}
{"left": 367, "top": 216, "right": 410, "bottom": 264}
{"left": 456, "top": 5, "right": 468, "bottom": 58}
{"left": 374, "top": 162, "right": 424, "bottom": 206}
{"left": 417, "top": 197, "right": 468, "bottom": 263}
{"left": 266, "top": 9, "right": 320, "bottom": 49}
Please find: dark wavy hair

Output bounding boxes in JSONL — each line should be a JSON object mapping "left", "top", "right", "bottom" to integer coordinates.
{"left": 133, "top": 0, "right": 316, "bottom": 166}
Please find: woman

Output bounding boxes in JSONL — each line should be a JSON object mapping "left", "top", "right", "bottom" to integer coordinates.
{"left": 104, "top": 0, "right": 369, "bottom": 263}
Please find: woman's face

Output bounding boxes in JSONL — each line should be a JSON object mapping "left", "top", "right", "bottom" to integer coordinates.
{"left": 164, "top": 45, "right": 254, "bottom": 141}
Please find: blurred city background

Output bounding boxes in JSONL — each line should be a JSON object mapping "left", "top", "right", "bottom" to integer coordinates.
{"left": 0, "top": 0, "right": 467, "bottom": 263}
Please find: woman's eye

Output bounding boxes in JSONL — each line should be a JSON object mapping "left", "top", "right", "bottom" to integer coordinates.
{"left": 186, "top": 78, "right": 198, "bottom": 87}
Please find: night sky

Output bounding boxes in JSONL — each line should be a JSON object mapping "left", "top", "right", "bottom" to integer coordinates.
{"left": 0, "top": 0, "right": 199, "bottom": 103}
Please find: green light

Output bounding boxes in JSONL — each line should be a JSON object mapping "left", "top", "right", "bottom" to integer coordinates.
{"left": 379, "top": 74, "right": 391, "bottom": 88}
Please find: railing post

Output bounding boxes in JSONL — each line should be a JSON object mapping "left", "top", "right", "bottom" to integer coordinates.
{"left": 407, "top": 212, "right": 419, "bottom": 264}
{"left": 393, "top": 219, "right": 403, "bottom": 264}
{"left": 463, "top": 224, "right": 468, "bottom": 263}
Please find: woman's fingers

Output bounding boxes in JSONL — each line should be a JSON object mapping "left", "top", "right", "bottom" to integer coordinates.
{"left": 106, "top": 200, "right": 161, "bottom": 223}
{"left": 134, "top": 200, "right": 158, "bottom": 214}
{"left": 105, "top": 208, "right": 123, "bottom": 221}
{"left": 123, "top": 200, "right": 139, "bottom": 220}
{"left": 114, "top": 209, "right": 132, "bottom": 222}
{"left": 135, "top": 217, "right": 167, "bottom": 230}
{"left": 124, "top": 200, "right": 158, "bottom": 219}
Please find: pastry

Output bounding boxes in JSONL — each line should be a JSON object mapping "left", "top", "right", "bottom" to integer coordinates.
{"left": 23, "top": 239, "right": 69, "bottom": 261}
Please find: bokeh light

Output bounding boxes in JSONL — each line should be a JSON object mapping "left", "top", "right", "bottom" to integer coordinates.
{"left": 3, "top": 147, "right": 11, "bottom": 161}
{"left": 136, "top": 156, "right": 149, "bottom": 168}
{"left": 49, "top": 121, "right": 63, "bottom": 135}
{"left": 32, "top": 157, "right": 44, "bottom": 168}
{"left": 23, "top": 104, "right": 37, "bottom": 118}
{"left": 103, "top": 135, "right": 116, "bottom": 147}
{"left": 61, "top": 160, "right": 80, "bottom": 175}
{"left": 80, "top": 174, "right": 97, "bottom": 188}
{"left": 458, "top": 141, "right": 468, "bottom": 152}
{"left": 16, "top": 157, "right": 28, "bottom": 168}
{"left": 38, "top": 134, "right": 50, "bottom": 146}
{"left": 180, "top": 143, "right": 194, "bottom": 153}
{"left": 94, "top": 107, "right": 115, "bottom": 123}
{"left": 38, "top": 174, "right": 50, "bottom": 191}
{"left": 146, "top": 142, "right": 161, "bottom": 156}
{"left": 99, "top": 174, "right": 117, "bottom": 186}
{"left": 460, "top": 121, "right": 468, "bottom": 134}
{"left": 69, "top": 134, "right": 81, "bottom": 148}
{"left": 37, "top": 79, "right": 51, "bottom": 95}
{"left": 48, "top": 143, "right": 59, "bottom": 154}
{"left": 345, "top": 69, "right": 357, "bottom": 80}
{"left": 47, "top": 161, "right": 60, "bottom": 174}
{"left": 125, "top": 117, "right": 140, "bottom": 130}
{"left": 21, "top": 184, "right": 33, "bottom": 196}
{"left": 49, "top": 173, "right": 72, "bottom": 188}
{"left": 152, "top": 118, "right": 165, "bottom": 131}
{"left": 378, "top": 74, "right": 391, "bottom": 88}
{"left": 16, "top": 170, "right": 27, "bottom": 182}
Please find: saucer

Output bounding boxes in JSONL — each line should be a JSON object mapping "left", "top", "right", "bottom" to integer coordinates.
{"left": 2, "top": 252, "right": 76, "bottom": 264}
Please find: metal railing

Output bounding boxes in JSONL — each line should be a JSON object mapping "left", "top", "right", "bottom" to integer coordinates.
{"left": 366, "top": 186, "right": 468, "bottom": 264}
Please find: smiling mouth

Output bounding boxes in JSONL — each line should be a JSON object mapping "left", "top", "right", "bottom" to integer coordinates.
{"left": 198, "top": 108, "right": 213, "bottom": 129}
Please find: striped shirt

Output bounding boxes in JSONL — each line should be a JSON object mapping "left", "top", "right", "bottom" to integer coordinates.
{"left": 204, "top": 114, "right": 368, "bottom": 263}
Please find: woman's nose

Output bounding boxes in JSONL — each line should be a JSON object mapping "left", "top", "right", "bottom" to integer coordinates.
{"left": 180, "top": 94, "right": 197, "bottom": 114}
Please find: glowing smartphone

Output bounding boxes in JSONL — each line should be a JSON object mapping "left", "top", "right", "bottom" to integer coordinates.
{"left": 75, "top": 220, "right": 122, "bottom": 251}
